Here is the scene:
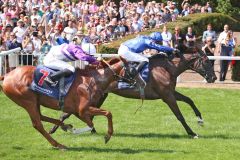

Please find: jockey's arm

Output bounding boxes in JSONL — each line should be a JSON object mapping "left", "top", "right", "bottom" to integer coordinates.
{"left": 145, "top": 39, "right": 174, "bottom": 54}
{"left": 74, "top": 46, "right": 98, "bottom": 64}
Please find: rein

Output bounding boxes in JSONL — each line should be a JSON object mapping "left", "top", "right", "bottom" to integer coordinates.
{"left": 188, "top": 51, "right": 209, "bottom": 80}
{"left": 101, "top": 58, "right": 132, "bottom": 82}
{"left": 189, "top": 51, "right": 204, "bottom": 69}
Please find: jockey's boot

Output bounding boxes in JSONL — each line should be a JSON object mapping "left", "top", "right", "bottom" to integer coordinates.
{"left": 44, "top": 76, "right": 58, "bottom": 87}
{"left": 129, "top": 67, "right": 138, "bottom": 79}
{"left": 50, "top": 69, "right": 73, "bottom": 81}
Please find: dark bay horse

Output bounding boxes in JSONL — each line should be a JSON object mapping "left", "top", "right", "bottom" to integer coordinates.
{"left": 0, "top": 58, "right": 128, "bottom": 149}
{"left": 50, "top": 50, "right": 217, "bottom": 138}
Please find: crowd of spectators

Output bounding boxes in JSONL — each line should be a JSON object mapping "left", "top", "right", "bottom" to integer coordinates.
{"left": 3, "top": 0, "right": 235, "bottom": 79}
{"left": 0, "top": 0, "right": 213, "bottom": 51}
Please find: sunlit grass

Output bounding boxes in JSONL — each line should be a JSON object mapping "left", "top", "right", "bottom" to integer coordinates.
{"left": 0, "top": 88, "right": 240, "bottom": 160}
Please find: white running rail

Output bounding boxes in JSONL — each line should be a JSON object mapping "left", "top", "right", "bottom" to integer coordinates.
{"left": 1, "top": 49, "right": 240, "bottom": 83}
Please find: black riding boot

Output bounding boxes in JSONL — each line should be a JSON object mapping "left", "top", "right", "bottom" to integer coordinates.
{"left": 45, "top": 69, "right": 73, "bottom": 86}
{"left": 128, "top": 61, "right": 148, "bottom": 80}
{"left": 50, "top": 69, "right": 73, "bottom": 81}
{"left": 128, "top": 61, "right": 148, "bottom": 87}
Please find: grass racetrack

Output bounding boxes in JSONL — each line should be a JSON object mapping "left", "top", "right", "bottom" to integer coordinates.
{"left": 0, "top": 88, "right": 240, "bottom": 160}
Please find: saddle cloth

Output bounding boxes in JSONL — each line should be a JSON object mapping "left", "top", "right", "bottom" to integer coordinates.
{"left": 30, "top": 65, "right": 75, "bottom": 100}
{"left": 118, "top": 63, "right": 149, "bottom": 89}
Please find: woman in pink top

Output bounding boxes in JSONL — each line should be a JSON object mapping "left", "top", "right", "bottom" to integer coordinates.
{"left": 89, "top": 0, "right": 99, "bottom": 14}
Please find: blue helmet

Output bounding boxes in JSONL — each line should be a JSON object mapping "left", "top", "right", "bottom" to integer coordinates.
{"left": 149, "top": 32, "right": 163, "bottom": 42}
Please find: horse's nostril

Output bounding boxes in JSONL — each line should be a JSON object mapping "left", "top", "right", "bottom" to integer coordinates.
{"left": 212, "top": 76, "right": 217, "bottom": 82}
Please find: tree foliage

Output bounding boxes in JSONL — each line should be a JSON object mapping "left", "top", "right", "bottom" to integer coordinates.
{"left": 216, "top": 0, "right": 240, "bottom": 20}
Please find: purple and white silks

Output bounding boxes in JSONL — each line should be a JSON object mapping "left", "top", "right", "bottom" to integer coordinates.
{"left": 61, "top": 43, "right": 97, "bottom": 64}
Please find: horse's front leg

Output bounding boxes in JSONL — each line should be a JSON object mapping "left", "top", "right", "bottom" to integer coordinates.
{"left": 90, "top": 107, "right": 113, "bottom": 143}
{"left": 174, "top": 91, "right": 204, "bottom": 125}
{"left": 163, "top": 93, "right": 198, "bottom": 138}
{"left": 80, "top": 106, "right": 113, "bottom": 143}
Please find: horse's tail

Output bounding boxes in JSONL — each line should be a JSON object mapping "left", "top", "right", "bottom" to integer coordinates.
{"left": 0, "top": 76, "right": 4, "bottom": 92}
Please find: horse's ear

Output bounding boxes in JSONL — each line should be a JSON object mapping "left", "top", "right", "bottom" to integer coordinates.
{"left": 99, "top": 60, "right": 108, "bottom": 68}
{"left": 119, "top": 56, "right": 128, "bottom": 64}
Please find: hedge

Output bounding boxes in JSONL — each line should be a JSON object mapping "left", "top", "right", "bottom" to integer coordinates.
{"left": 232, "top": 47, "right": 240, "bottom": 81}
{"left": 98, "top": 13, "right": 240, "bottom": 54}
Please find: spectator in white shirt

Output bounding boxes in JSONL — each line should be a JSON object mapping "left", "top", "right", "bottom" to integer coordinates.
{"left": 30, "top": 7, "right": 41, "bottom": 25}
{"left": 96, "top": 18, "right": 106, "bottom": 33}
{"left": 206, "top": 2, "right": 212, "bottom": 13}
{"left": 181, "top": 4, "right": 190, "bottom": 17}
{"left": 63, "top": 19, "right": 77, "bottom": 41}
{"left": 217, "top": 25, "right": 233, "bottom": 81}
{"left": 218, "top": 24, "right": 229, "bottom": 45}
{"left": 48, "top": 26, "right": 62, "bottom": 46}
{"left": 119, "top": 1, "right": 127, "bottom": 18}
{"left": 32, "top": 31, "right": 42, "bottom": 55}
{"left": 161, "top": 25, "right": 172, "bottom": 47}
{"left": 13, "top": 19, "right": 27, "bottom": 43}
{"left": 132, "top": 19, "right": 141, "bottom": 33}
{"left": 136, "top": 2, "right": 145, "bottom": 15}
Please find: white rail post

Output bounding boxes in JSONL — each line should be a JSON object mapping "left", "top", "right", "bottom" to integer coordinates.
{"left": 0, "top": 48, "right": 21, "bottom": 76}
{"left": 177, "top": 75, "right": 181, "bottom": 83}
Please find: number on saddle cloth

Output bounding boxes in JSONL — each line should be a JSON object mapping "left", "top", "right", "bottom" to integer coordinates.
{"left": 30, "top": 65, "right": 76, "bottom": 101}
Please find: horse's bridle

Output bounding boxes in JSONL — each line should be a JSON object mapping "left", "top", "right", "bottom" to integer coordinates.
{"left": 189, "top": 51, "right": 209, "bottom": 79}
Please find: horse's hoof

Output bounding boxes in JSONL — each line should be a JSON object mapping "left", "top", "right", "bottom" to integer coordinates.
{"left": 104, "top": 135, "right": 111, "bottom": 144}
{"left": 53, "top": 144, "right": 68, "bottom": 150}
{"left": 91, "top": 127, "right": 97, "bottom": 134}
{"left": 192, "top": 134, "right": 199, "bottom": 139}
{"left": 197, "top": 117, "right": 204, "bottom": 126}
{"left": 61, "top": 124, "right": 73, "bottom": 132}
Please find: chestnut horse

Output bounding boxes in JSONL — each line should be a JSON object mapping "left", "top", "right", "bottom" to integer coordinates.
{"left": 0, "top": 58, "right": 129, "bottom": 149}
{"left": 50, "top": 49, "right": 217, "bottom": 138}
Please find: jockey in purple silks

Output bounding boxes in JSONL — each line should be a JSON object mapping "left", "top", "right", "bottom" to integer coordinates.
{"left": 43, "top": 42, "right": 98, "bottom": 85}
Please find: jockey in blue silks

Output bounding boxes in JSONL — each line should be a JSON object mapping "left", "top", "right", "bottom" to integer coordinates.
{"left": 118, "top": 32, "right": 180, "bottom": 83}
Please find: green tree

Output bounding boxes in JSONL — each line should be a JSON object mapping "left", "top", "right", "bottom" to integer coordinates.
{"left": 216, "top": 0, "right": 240, "bottom": 20}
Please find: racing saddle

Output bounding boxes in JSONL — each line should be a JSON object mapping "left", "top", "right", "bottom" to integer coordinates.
{"left": 30, "top": 65, "right": 75, "bottom": 110}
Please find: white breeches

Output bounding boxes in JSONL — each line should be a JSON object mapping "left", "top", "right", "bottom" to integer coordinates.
{"left": 118, "top": 45, "right": 149, "bottom": 63}
{"left": 43, "top": 45, "right": 75, "bottom": 72}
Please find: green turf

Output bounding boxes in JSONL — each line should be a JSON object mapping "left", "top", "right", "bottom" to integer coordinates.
{"left": 0, "top": 88, "right": 240, "bottom": 160}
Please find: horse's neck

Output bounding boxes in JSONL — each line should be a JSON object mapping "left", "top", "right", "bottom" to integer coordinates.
{"left": 95, "top": 63, "right": 122, "bottom": 90}
{"left": 76, "top": 67, "right": 114, "bottom": 91}
{"left": 97, "top": 68, "right": 115, "bottom": 89}
{"left": 172, "top": 55, "right": 193, "bottom": 77}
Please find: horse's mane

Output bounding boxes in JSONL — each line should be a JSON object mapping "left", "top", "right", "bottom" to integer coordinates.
{"left": 148, "top": 46, "right": 202, "bottom": 68}
{"left": 181, "top": 46, "right": 200, "bottom": 54}
{"left": 149, "top": 54, "right": 167, "bottom": 60}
